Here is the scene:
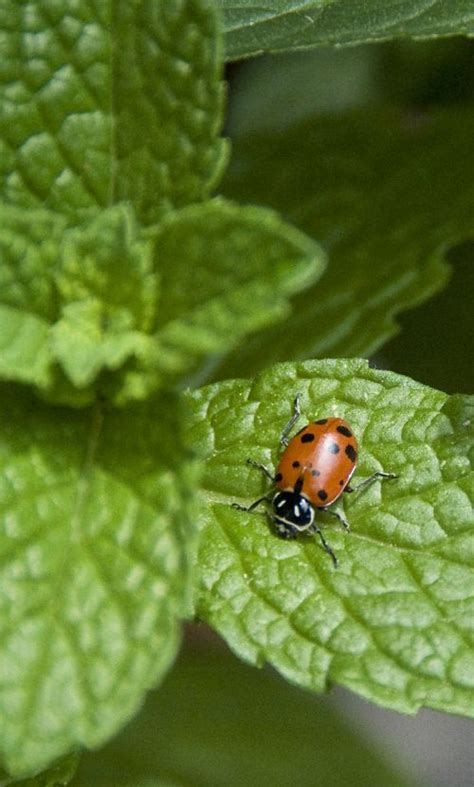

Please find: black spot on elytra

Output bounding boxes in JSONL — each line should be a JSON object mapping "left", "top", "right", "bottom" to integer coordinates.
{"left": 292, "top": 460, "right": 300, "bottom": 468}
{"left": 336, "top": 425, "right": 352, "bottom": 437}
{"left": 311, "top": 469, "right": 320, "bottom": 477}
{"left": 314, "top": 418, "right": 328, "bottom": 425}
{"left": 301, "top": 432, "right": 315, "bottom": 443}
{"left": 275, "top": 472, "right": 283, "bottom": 482}
{"left": 339, "top": 479, "right": 345, "bottom": 486}
{"left": 327, "top": 442, "right": 340, "bottom": 454}
{"left": 318, "top": 489, "right": 328, "bottom": 501}
{"left": 345, "top": 444, "right": 357, "bottom": 462}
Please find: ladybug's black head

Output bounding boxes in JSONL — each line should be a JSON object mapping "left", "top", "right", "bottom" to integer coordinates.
{"left": 272, "top": 490, "right": 314, "bottom": 531}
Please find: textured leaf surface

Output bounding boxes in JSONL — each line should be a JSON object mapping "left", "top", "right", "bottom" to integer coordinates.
{"left": 50, "top": 205, "right": 158, "bottom": 397}
{"left": 0, "top": 388, "right": 197, "bottom": 778}
{"left": 187, "top": 360, "right": 474, "bottom": 717}
{"left": 152, "top": 198, "right": 326, "bottom": 383}
{"left": 219, "top": 109, "right": 474, "bottom": 379}
{"left": 75, "top": 643, "right": 411, "bottom": 787}
{"left": 220, "top": 0, "right": 474, "bottom": 60}
{"left": 55, "top": 206, "right": 158, "bottom": 330}
{"left": 50, "top": 299, "right": 152, "bottom": 389}
{"left": 0, "top": 206, "right": 66, "bottom": 320}
{"left": 0, "top": 204, "right": 159, "bottom": 404}
{"left": 0, "top": 205, "right": 66, "bottom": 390}
{"left": 0, "top": 0, "right": 226, "bottom": 222}
{"left": 0, "top": 199, "right": 323, "bottom": 404}
{"left": 0, "top": 307, "right": 52, "bottom": 388}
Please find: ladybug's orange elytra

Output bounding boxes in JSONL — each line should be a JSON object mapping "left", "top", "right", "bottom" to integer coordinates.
{"left": 232, "top": 395, "right": 397, "bottom": 567}
{"left": 275, "top": 417, "right": 358, "bottom": 508}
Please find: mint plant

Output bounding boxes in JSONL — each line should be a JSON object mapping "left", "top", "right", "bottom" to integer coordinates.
{"left": 0, "top": 0, "right": 472, "bottom": 785}
{"left": 186, "top": 360, "right": 474, "bottom": 716}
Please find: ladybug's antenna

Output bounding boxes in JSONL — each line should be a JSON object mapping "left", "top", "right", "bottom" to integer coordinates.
{"left": 279, "top": 393, "right": 302, "bottom": 447}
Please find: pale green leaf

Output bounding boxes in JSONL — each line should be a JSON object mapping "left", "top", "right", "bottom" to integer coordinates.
{"left": 0, "top": 0, "right": 226, "bottom": 222}
{"left": 49, "top": 205, "right": 158, "bottom": 393}
{"left": 50, "top": 299, "right": 153, "bottom": 388}
{"left": 187, "top": 359, "right": 474, "bottom": 717}
{"left": 0, "top": 306, "right": 52, "bottom": 388}
{"left": 220, "top": 0, "right": 474, "bottom": 60}
{"left": 0, "top": 206, "right": 66, "bottom": 320}
{"left": 56, "top": 205, "right": 158, "bottom": 332}
{"left": 0, "top": 388, "right": 197, "bottom": 778}
{"left": 0, "top": 204, "right": 160, "bottom": 404}
{"left": 0, "top": 205, "right": 61, "bottom": 390}
{"left": 219, "top": 108, "right": 474, "bottom": 379}
{"left": 0, "top": 198, "right": 323, "bottom": 405}
{"left": 153, "top": 198, "right": 326, "bottom": 383}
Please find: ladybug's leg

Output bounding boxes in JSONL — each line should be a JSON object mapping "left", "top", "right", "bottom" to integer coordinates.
{"left": 279, "top": 393, "right": 302, "bottom": 447}
{"left": 344, "top": 472, "right": 397, "bottom": 495}
{"left": 246, "top": 458, "right": 275, "bottom": 482}
{"left": 274, "top": 521, "right": 297, "bottom": 540}
{"left": 232, "top": 495, "right": 271, "bottom": 513}
{"left": 309, "top": 524, "right": 338, "bottom": 567}
{"left": 324, "top": 507, "right": 351, "bottom": 532}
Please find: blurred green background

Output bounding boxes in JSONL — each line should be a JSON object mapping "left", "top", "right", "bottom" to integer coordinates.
{"left": 75, "top": 626, "right": 473, "bottom": 786}
{"left": 223, "top": 38, "right": 474, "bottom": 398}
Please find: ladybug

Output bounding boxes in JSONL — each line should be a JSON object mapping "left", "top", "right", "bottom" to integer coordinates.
{"left": 232, "top": 394, "right": 396, "bottom": 567}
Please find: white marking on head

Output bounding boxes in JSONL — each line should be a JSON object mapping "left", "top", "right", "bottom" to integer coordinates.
{"left": 294, "top": 505, "right": 299, "bottom": 518}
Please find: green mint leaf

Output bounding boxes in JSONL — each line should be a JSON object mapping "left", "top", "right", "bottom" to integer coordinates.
{"left": 50, "top": 205, "right": 158, "bottom": 392}
{"left": 0, "top": 204, "right": 62, "bottom": 391}
{"left": 56, "top": 206, "right": 158, "bottom": 330}
{"left": 0, "top": 204, "right": 160, "bottom": 405}
{"left": 50, "top": 299, "right": 152, "bottom": 388}
{"left": 0, "top": 205, "right": 66, "bottom": 319}
{"left": 0, "top": 205, "right": 159, "bottom": 405}
{"left": 75, "top": 644, "right": 411, "bottom": 787}
{"left": 0, "top": 0, "right": 226, "bottom": 222}
{"left": 220, "top": 1, "right": 474, "bottom": 60}
{"left": 0, "top": 306, "right": 52, "bottom": 388}
{"left": 152, "top": 198, "right": 326, "bottom": 384}
{"left": 0, "top": 388, "right": 197, "bottom": 778}
{"left": 186, "top": 359, "right": 474, "bottom": 717}
{"left": 0, "top": 198, "right": 322, "bottom": 404}
{"left": 220, "top": 108, "right": 474, "bottom": 379}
